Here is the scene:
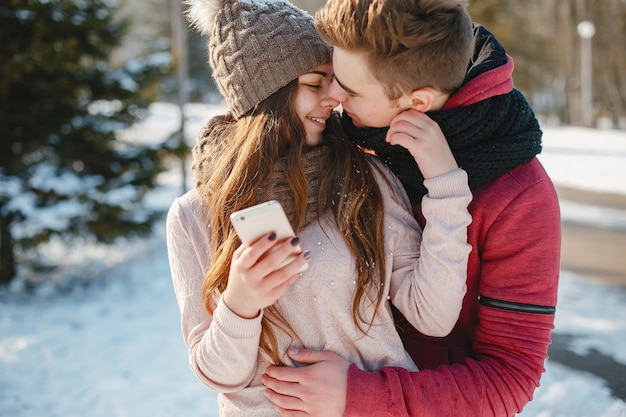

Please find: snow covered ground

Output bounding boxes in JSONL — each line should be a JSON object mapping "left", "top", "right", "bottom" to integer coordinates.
{"left": 1, "top": 103, "right": 626, "bottom": 417}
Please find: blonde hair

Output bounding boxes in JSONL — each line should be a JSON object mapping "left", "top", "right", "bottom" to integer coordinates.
{"left": 193, "top": 81, "right": 389, "bottom": 364}
{"left": 315, "top": 0, "right": 473, "bottom": 99}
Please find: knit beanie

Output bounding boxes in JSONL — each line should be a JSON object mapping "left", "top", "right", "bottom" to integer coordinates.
{"left": 187, "top": 0, "right": 333, "bottom": 119}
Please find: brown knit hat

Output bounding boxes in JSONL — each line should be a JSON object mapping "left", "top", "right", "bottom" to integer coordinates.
{"left": 187, "top": 0, "right": 333, "bottom": 119}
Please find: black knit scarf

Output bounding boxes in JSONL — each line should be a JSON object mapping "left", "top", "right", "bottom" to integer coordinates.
{"left": 341, "top": 88, "right": 542, "bottom": 203}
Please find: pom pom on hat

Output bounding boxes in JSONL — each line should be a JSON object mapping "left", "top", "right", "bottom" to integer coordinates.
{"left": 186, "top": 0, "right": 222, "bottom": 36}
{"left": 186, "top": 0, "right": 332, "bottom": 118}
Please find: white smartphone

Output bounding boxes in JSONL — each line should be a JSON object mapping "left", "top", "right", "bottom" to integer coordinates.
{"left": 230, "top": 200, "right": 308, "bottom": 272}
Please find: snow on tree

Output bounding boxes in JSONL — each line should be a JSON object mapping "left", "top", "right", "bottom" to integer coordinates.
{"left": 0, "top": 0, "right": 173, "bottom": 284}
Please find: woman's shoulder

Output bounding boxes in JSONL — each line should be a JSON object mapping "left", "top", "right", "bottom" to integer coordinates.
{"left": 169, "top": 188, "right": 201, "bottom": 213}
{"left": 167, "top": 189, "right": 210, "bottom": 228}
{"left": 166, "top": 189, "right": 214, "bottom": 256}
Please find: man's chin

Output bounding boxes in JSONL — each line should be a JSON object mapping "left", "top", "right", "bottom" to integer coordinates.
{"left": 347, "top": 114, "right": 366, "bottom": 128}
{"left": 346, "top": 113, "right": 383, "bottom": 129}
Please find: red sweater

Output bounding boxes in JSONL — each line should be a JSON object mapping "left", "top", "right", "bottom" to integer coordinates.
{"left": 344, "top": 157, "right": 561, "bottom": 416}
{"left": 343, "top": 40, "right": 561, "bottom": 415}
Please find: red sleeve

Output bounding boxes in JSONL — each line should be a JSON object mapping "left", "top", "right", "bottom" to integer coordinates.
{"left": 344, "top": 166, "right": 561, "bottom": 417}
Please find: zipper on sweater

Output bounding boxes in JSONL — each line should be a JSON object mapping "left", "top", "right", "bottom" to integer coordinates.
{"left": 479, "top": 295, "right": 556, "bottom": 315}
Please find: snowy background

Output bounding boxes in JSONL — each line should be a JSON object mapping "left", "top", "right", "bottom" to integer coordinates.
{"left": 1, "top": 103, "right": 626, "bottom": 417}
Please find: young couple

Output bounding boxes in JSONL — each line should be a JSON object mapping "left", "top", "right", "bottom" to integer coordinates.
{"left": 166, "top": 0, "right": 561, "bottom": 416}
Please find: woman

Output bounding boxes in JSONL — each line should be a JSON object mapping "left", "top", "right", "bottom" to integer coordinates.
{"left": 166, "top": 0, "right": 473, "bottom": 415}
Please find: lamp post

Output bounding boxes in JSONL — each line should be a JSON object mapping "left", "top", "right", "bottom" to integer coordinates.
{"left": 577, "top": 21, "right": 595, "bottom": 128}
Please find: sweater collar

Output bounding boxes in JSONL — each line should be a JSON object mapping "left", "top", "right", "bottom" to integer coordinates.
{"left": 444, "top": 24, "right": 514, "bottom": 109}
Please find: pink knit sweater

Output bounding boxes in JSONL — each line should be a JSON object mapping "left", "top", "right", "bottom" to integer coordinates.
{"left": 166, "top": 164, "right": 472, "bottom": 416}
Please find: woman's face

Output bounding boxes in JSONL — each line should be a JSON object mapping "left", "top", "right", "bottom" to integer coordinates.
{"left": 294, "top": 63, "right": 339, "bottom": 146}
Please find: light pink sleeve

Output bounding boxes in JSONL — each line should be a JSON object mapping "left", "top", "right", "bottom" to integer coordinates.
{"left": 383, "top": 167, "right": 472, "bottom": 336}
{"left": 166, "top": 191, "right": 263, "bottom": 392}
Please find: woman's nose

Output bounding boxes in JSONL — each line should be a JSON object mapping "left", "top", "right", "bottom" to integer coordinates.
{"left": 322, "top": 92, "right": 340, "bottom": 108}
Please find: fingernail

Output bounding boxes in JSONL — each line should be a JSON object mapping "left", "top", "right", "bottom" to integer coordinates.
{"left": 289, "top": 347, "right": 300, "bottom": 355}
{"left": 268, "top": 233, "right": 277, "bottom": 241}
{"left": 291, "top": 237, "right": 300, "bottom": 246}
{"left": 303, "top": 251, "right": 312, "bottom": 259}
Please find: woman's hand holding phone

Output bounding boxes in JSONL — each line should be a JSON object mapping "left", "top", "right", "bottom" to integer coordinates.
{"left": 224, "top": 233, "right": 310, "bottom": 319}
{"left": 223, "top": 201, "right": 311, "bottom": 318}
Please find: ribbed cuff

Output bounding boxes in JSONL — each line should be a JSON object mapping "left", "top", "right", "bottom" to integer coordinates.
{"left": 213, "top": 296, "right": 263, "bottom": 339}
{"left": 423, "top": 168, "right": 470, "bottom": 199}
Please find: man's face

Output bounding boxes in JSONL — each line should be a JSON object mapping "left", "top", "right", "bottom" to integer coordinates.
{"left": 328, "top": 47, "right": 408, "bottom": 128}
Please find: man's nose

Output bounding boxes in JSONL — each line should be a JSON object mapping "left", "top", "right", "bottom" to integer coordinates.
{"left": 328, "top": 79, "right": 347, "bottom": 103}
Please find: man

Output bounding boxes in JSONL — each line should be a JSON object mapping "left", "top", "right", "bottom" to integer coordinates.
{"left": 262, "top": 0, "right": 561, "bottom": 416}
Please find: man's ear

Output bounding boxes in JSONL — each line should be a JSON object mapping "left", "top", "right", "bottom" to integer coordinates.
{"left": 404, "top": 88, "right": 437, "bottom": 112}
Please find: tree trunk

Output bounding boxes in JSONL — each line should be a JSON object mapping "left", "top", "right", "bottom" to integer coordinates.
{"left": 0, "top": 215, "right": 16, "bottom": 284}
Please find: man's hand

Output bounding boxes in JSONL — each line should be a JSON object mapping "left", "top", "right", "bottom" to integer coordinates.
{"left": 262, "top": 348, "right": 350, "bottom": 417}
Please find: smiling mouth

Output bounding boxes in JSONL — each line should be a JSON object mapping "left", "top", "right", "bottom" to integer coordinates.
{"left": 308, "top": 116, "right": 326, "bottom": 127}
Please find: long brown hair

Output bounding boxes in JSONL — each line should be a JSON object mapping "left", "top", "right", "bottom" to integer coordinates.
{"left": 193, "top": 80, "right": 389, "bottom": 364}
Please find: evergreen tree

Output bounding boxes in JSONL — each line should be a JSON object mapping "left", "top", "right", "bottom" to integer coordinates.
{"left": 0, "top": 0, "right": 172, "bottom": 284}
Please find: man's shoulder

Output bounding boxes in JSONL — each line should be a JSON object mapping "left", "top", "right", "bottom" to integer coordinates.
{"left": 469, "top": 158, "right": 559, "bottom": 222}
{"left": 474, "top": 158, "right": 555, "bottom": 201}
